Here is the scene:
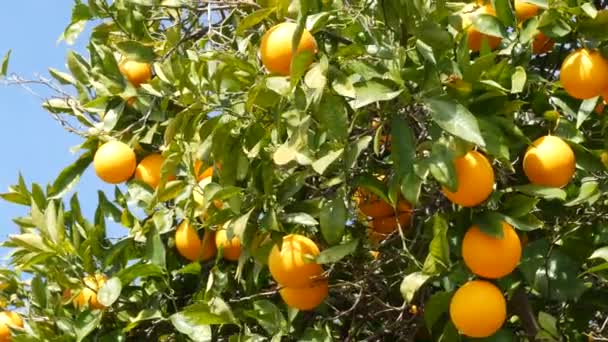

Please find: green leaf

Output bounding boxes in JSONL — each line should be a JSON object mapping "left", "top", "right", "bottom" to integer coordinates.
{"left": 66, "top": 50, "right": 90, "bottom": 84}
{"left": 473, "top": 211, "right": 505, "bottom": 238}
{"left": 74, "top": 311, "right": 103, "bottom": 342}
{"left": 425, "top": 97, "right": 485, "bottom": 146}
{"left": 145, "top": 225, "right": 166, "bottom": 269}
{"left": 576, "top": 97, "right": 598, "bottom": 129}
{"left": 503, "top": 194, "right": 539, "bottom": 218}
{"left": 290, "top": 50, "right": 315, "bottom": 87}
{"left": 349, "top": 81, "right": 403, "bottom": 109}
{"left": 511, "top": 66, "right": 526, "bottom": 94}
{"left": 49, "top": 67, "right": 77, "bottom": 85}
{"left": 116, "top": 40, "right": 156, "bottom": 62}
{"left": 246, "top": 300, "right": 287, "bottom": 336}
{"left": 170, "top": 300, "right": 237, "bottom": 339}
{"left": 423, "top": 214, "right": 450, "bottom": 274}
{"left": 503, "top": 213, "right": 543, "bottom": 231}
{"left": 354, "top": 174, "right": 389, "bottom": 203}
{"left": 400, "top": 172, "right": 424, "bottom": 206}
{"left": 400, "top": 272, "right": 431, "bottom": 303}
{"left": 424, "top": 291, "right": 451, "bottom": 332}
{"left": 9, "top": 233, "right": 53, "bottom": 253}
{"left": 317, "top": 94, "right": 348, "bottom": 140}
{"left": 331, "top": 68, "right": 356, "bottom": 98}
{"left": 512, "top": 184, "right": 566, "bottom": 200}
{"left": 312, "top": 149, "right": 343, "bottom": 175}
{"left": 1, "top": 49, "right": 11, "bottom": 77}
{"left": 589, "top": 246, "right": 608, "bottom": 262}
{"left": 31, "top": 276, "right": 47, "bottom": 308}
{"left": 316, "top": 239, "right": 359, "bottom": 264}
{"left": 319, "top": 198, "right": 346, "bottom": 245}
{"left": 538, "top": 312, "right": 559, "bottom": 339}
{"left": 49, "top": 151, "right": 93, "bottom": 199}
{"left": 237, "top": 8, "right": 274, "bottom": 35}
{"left": 282, "top": 213, "right": 318, "bottom": 226}
{"left": 472, "top": 13, "right": 508, "bottom": 38}
{"left": 345, "top": 136, "right": 372, "bottom": 169}
{"left": 45, "top": 201, "right": 65, "bottom": 245}
{"left": 117, "top": 263, "right": 164, "bottom": 285}
{"left": 564, "top": 181, "right": 599, "bottom": 207}
{"left": 97, "top": 277, "right": 122, "bottom": 307}
{"left": 428, "top": 143, "right": 457, "bottom": 191}
{"left": 391, "top": 116, "right": 416, "bottom": 177}
{"left": 579, "top": 10, "right": 608, "bottom": 40}
{"left": 492, "top": 0, "right": 516, "bottom": 27}
{"left": 170, "top": 313, "right": 212, "bottom": 342}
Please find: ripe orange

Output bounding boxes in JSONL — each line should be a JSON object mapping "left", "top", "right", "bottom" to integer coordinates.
{"left": 560, "top": 49, "right": 608, "bottom": 100}
{"left": 119, "top": 60, "right": 152, "bottom": 87}
{"left": 462, "top": 222, "right": 522, "bottom": 279}
{"left": 73, "top": 274, "right": 107, "bottom": 310}
{"left": 462, "top": 5, "right": 502, "bottom": 52}
{"left": 93, "top": 141, "right": 137, "bottom": 184}
{"left": 260, "top": 22, "right": 318, "bottom": 76}
{"left": 0, "top": 311, "right": 22, "bottom": 341}
{"left": 355, "top": 189, "right": 394, "bottom": 218}
{"left": 279, "top": 280, "right": 328, "bottom": 311}
{"left": 514, "top": 0, "right": 539, "bottom": 22}
{"left": 135, "top": 153, "right": 175, "bottom": 189}
{"left": 450, "top": 280, "right": 506, "bottom": 338}
{"left": 371, "top": 212, "right": 411, "bottom": 234}
{"left": 442, "top": 150, "right": 495, "bottom": 207}
{"left": 194, "top": 161, "right": 214, "bottom": 181}
{"left": 215, "top": 229, "right": 242, "bottom": 261}
{"left": 523, "top": 135, "right": 575, "bottom": 188}
{"left": 268, "top": 234, "right": 324, "bottom": 288}
{"left": 175, "top": 221, "right": 201, "bottom": 261}
{"left": 532, "top": 31, "right": 554, "bottom": 54}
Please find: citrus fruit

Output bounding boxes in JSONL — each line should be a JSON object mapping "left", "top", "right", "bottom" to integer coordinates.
{"left": 268, "top": 234, "right": 324, "bottom": 288}
{"left": 442, "top": 150, "right": 495, "bottom": 207}
{"left": 93, "top": 141, "right": 136, "bottom": 184}
{"left": 119, "top": 59, "right": 152, "bottom": 87}
{"left": 215, "top": 229, "right": 242, "bottom": 261}
{"left": 371, "top": 212, "right": 411, "bottom": 234}
{"left": 523, "top": 135, "right": 575, "bottom": 188}
{"left": 175, "top": 221, "right": 202, "bottom": 261}
{"left": 135, "top": 153, "right": 175, "bottom": 189}
{"left": 73, "top": 274, "right": 107, "bottom": 310}
{"left": 462, "top": 5, "right": 501, "bottom": 52}
{"left": 560, "top": 49, "right": 608, "bottom": 100}
{"left": 194, "top": 161, "right": 214, "bottom": 181}
{"left": 462, "top": 222, "right": 522, "bottom": 279}
{"left": 356, "top": 191, "right": 393, "bottom": 218}
{"left": 260, "top": 22, "right": 317, "bottom": 76}
{"left": 279, "top": 280, "right": 328, "bottom": 311}
{"left": 0, "top": 311, "right": 22, "bottom": 341}
{"left": 532, "top": 31, "right": 554, "bottom": 54}
{"left": 449, "top": 280, "right": 506, "bottom": 338}
{"left": 514, "top": 0, "right": 539, "bottom": 22}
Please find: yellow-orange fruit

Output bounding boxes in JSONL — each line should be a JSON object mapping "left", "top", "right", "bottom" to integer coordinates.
{"left": 279, "top": 280, "right": 328, "bottom": 311}
{"left": 175, "top": 221, "right": 216, "bottom": 262}
{"left": 514, "top": 0, "right": 539, "bottom": 22}
{"left": 260, "top": 22, "right": 318, "bottom": 76}
{"left": 532, "top": 31, "right": 554, "bottom": 54}
{"left": 462, "top": 5, "right": 501, "bottom": 52}
{"left": 449, "top": 280, "right": 506, "bottom": 338}
{"left": 119, "top": 60, "right": 152, "bottom": 87}
{"left": 268, "top": 234, "right": 323, "bottom": 288}
{"left": 523, "top": 135, "right": 575, "bottom": 188}
{"left": 73, "top": 274, "right": 107, "bottom": 310}
{"left": 560, "top": 49, "right": 608, "bottom": 100}
{"left": 93, "top": 141, "right": 136, "bottom": 184}
{"left": 442, "top": 151, "right": 495, "bottom": 207}
{"left": 135, "top": 154, "right": 175, "bottom": 189}
{"left": 462, "top": 222, "right": 522, "bottom": 279}
{"left": 215, "top": 229, "right": 242, "bottom": 261}
{"left": 0, "top": 311, "right": 22, "bottom": 341}
{"left": 194, "top": 161, "right": 214, "bottom": 181}
{"left": 371, "top": 212, "right": 411, "bottom": 234}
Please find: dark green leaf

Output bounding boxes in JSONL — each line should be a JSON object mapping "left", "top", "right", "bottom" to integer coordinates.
{"left": 426, "top": 97, "right": 485, "bottom": 146}
{"left": 424, "top": 291, "right": 451, "bottom": 332}
{"left": 391, "top": 116, "right": 416, "bottom": 177}
{"left": 49, "top": 151, "right": 93, "bottom": 199}
{"left": 237, "top": 8, "right": 274, "bottom": 35}
{"left": 512, "top": 184, "right": 566, "bottom": 200}
{"left": 74, "top": 311, "right": 103, "bottom": 342}
{"left": 473, "top": 211, "right": 505, "bottom": 238}
{"left": 472, "top": 14, "right": 508, "bottom": 38}
{"left": 316, "top": 239, "right": 359, "bottom": 264}
{"left": 1, "top": 50, "right": 11, "bottom": 77}
{"left": 320, "top": 198, "right": 346, "bottom": 245}
{"left": 350, "top": 81, "right": 403, "bottom": 109}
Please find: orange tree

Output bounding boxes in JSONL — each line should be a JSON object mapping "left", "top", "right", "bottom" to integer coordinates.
{"left": 1, "top": 0, "right": 608, "bottom": 340}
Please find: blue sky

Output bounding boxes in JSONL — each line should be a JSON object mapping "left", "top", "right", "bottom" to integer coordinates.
{"left": 0, "top": 1, "right": 124, "bottom": 260}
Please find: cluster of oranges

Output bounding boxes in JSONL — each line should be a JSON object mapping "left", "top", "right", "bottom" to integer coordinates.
{"left": 268, "top": 234, "right": 328, "bottom": 311}
{"left": 442, "top": 140, "right": 574, "bottom": 337}
{"left": 354, "top": 187, "right": 413, "bottom": 244}
{"left": 175, "top": 220, "right": 242, "bottom": 263}
{"left": 63, "top": 274, "right": 108, "bottom": 311}
{"left": 462, "top": 0, "right": 553, "bottom": 54}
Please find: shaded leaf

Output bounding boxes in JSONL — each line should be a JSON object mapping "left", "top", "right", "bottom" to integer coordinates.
{"left": 316, "top": 239, "right": 359, "bottom": 264}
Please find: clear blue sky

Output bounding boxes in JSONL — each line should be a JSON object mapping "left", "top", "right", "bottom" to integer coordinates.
{"left": 0, "top": 1, "right": 124, "bottom": 260}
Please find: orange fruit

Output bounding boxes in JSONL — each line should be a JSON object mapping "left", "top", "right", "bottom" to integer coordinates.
{"left": 135, "top": 153, "right": 176, "bottom": 189}
{"left": 449, "top": 280, "right": 506, "bottom": 338}
{"left": 532, "top": 31, "right": 554, "bottom": 54}
{"left": 357, "top": 197, "right": 393, "bottom": 218}
{"left": 462, "top": 5, "right": 502, "bottom": 52}
{"left": 93, "top": 141, "right": 137, "bottom": 184}
{"left": 279, "top": 280, "right": 328, "bottom": 311}
{"left": 194, "top": 161, "right": 214, "bottom": 181}
{"left": 442, "top": 151, "right": 495, "bottom": 207}
{"left": 560, "top": 49, "right": 608, "bottom": 100}
{"left": 175, "top": 221, "right": 202, "bottom": 261}
{"left": 260, "top": 22, "right": 318, "bottom": 76}
{"left": 462, "top": 222, "right": 522, "bottom": 279}
{"left": 268, "top": 234, "right": 324, "bottom": 288}
{"left": 371, "top": 212, "right": 411, "bottom": 234}
{"left": 514, "top": 0, "right": 539, "bottom": 22}
{"left": 0, "top": 311, "right": 22, "bottom": 341}
{"left": 73, "top": 274, "right": 107, "bottom": 310}
{"left": 215, "top": 229, "right": 242, "bottom": 261}
{"left": 119, "top": 60, "right": 152, "bottom": 87}
{"left": 523, "top": 135, "right": 575, "bottom": 188}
